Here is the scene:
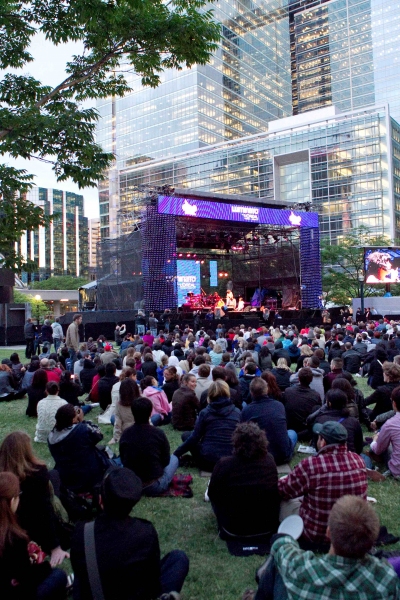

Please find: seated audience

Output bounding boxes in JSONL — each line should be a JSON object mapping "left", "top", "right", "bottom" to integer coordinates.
{"left": 70, "top": 468, "right": 189, "bottom": 599}
{"left": 141, "top": 353, "right": 158, "bottom": 379}
{"left": 323, "top": 357, "right": 347, "bottom": 392}
{"left": 174, "top": 380, "right": 241, "bottom": 471}
{"left": 58, "top": 370, "right": 84, "bottom": 407}
{"left": 162, "top": 366, "right": 180, "bottom": 403}
{"left": 342, "top": 341, "right": 362, "bottom": 374}
{"left": 0, "top": 472, "right": 68, "bottom": 599}
{"left": 109, "top": 378, "right": 141, "bottom": 444}
{"left": 20, "top": 358, "right": 40, "bottom": 392}
{"left": 208, "top": 422, "right": 280, "bottom": 539}
{"left": 250, "top": 495, "right": 399, "bottom": 600}
{"left": 171, "top": 373, "right": 200, "bottom": 431}
{"left": 283, "top": 367, "right": 321, "bottom": 434}
{"left": 34, "top": 382, "right": 67, "bottom": 443}
{"left": 370, "top": 385, "right": 400, "bottom": 478}
{"left": 365, "top": 361, "right": 400, "bottom": 420}
{"left": 239, "top": 361, "right": 258, "bottom": 404}
{"left": 0, "top": 364, "right": 19, "bottom": 401}
{"left": 120, "top": 396, "right": 179, "bottom": 496}
{"left": 40, "top": 358, "right": 62, "bottom": 383}
{"left": 48, "top": 404, "right": 107, "bottom": 494}
{"left": 195, "top": 364, "right": 212, "bottom": 400}
{"left": 278, "top": 421, "right": 367, "bottom": 548}
{"left": 0, "top": 431, "right": 69, "bottom": 566}
{"left": 270, "top": 358, "right": 292, "bottom": 392}
{"left": 241, "top": 378, "right": 297, "bottom": 465}
{"left": 200, "top": 366, "right": 241, "bottom": 410}
{"left": 330, "top": 377, "right": 359, "bottom": 418}
{"left": 260, "top": 371, "right": 282, "bottom": 401}
{"left": 290, "top": 356, "right": 324, "bottom": 402}
{"left": 79, "top": 358, "right": 96, "bottom": 393}
{"left": 97, "top": 362, "right": 119, "bottom": 411}
{"left": 140, "top": 376, "right": 172, "bottom": 426}
{"left": 26, "top": 368, "right": 48, "bottom": 417}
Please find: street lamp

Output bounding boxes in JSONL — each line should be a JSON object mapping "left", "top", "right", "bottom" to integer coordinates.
{"left": 34, "top": 294, "right": 41, "bottom": 325}
{"left": 358, "top": 275, "right": 364, "bottom": 316}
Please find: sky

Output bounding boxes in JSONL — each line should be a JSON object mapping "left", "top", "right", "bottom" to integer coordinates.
{"left": 3, "top": 33, "right": 100, "bottom": 219}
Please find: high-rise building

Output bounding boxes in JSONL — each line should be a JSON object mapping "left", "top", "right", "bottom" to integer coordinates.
{"left": 88, "top": 217, "right": 100, "bottom": 280}
{"left": 97, "top": 0, "right": 400, "bottom": 242}
{"left": 20, "top": 187, "right": 89, "bottom": 282}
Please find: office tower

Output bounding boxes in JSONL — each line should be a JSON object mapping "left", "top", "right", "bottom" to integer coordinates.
{"left": 20, "top": 187, "right": 89, "bottom": 282}
{"left": 98, "top": 0, "right": 400, "bottom": 242}
{"left": 88, "top": 217, "right": 100, "bottom": 279}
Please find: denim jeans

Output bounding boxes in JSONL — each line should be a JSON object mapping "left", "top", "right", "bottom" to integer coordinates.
{"left": 68, "top": 348, "right": 78, "bottom": 365}
{"left": 81, "top": 405, "right": 93, "bottom": 416}
{"left": 287, "top": 430, "right": 298, "bottom": 460}
{"left": 53, "top": 338, "right": 62, "bottom": 353}
{"left": 136, "top": 325, "right": 145, "bottom": 335}
{"left": 160, "top": 549, "right": 189, "bottom": 594}
{"left": 143, "top": 454, "right": 179, "bottom": 496}
{"left": 150, "top": 328, "right": 158, "bottom": 337}
{"left": 151, "top": 412, "right": 172, "bottom": 427}
{"left": 255, "top": 555, "right": 288, "bottom": 600}
{"left": 36, "top": 567, "right": 67, "bottom": 600}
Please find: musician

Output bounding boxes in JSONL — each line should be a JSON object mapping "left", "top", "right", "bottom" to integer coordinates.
{"left": 226, "top": 290, "right": 236, "bottom": 309}
{"left": 236, "top": 297, "right": 244, "bottom": 311}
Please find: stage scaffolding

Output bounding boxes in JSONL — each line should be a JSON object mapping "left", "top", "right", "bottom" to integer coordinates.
{"left": 96, "top": 185, "right": 319, "bottom": 311}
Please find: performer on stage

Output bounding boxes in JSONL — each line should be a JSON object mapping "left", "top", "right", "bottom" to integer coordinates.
{"left": 226, "top": 290, "right": 236, "bottom": 309}
{"left": 235, "top": 297, "right": 244, "bottom": 311}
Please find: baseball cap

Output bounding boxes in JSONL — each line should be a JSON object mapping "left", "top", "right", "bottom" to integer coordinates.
{"left": 104, "top": 344, "right": 112, "bottom": 352}
{"left": 313, "top": 421, "right": 348, "bottom": 445}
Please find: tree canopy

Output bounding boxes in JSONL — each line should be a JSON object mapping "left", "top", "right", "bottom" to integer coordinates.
{"left": 0, "top": 0, "right": 220, "bottom": 270}
{"left": 321, "top": 226, "right": 399, "bottom": 305}
{"left": 31, "top": 275, "right": 89, "bottom": 289}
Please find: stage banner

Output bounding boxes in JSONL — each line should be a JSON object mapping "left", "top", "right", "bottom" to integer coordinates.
{"left": 158, "top": 195, "right": 319, "bottom": 228}
{"left": 177, "top": 260, "right": 201, "bottom": 306}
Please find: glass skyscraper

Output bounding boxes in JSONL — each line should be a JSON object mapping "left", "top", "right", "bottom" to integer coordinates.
{"left": 97, "top": 0, "right": 400, "bottom": 242}
{"left": 20, "top": 188, "right": 89, "bottom": 282}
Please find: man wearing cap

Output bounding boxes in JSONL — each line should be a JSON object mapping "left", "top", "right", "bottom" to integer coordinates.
{"left": 71, "top": 467, "right": 189, "bottom": 600}
{"left": 100, "top": 343, "right": 119, "bottom": 365}
{"left": 278, "top": 421, "right": 367, "bottom": 547}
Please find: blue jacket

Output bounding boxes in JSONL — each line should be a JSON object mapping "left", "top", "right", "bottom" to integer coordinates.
{"left": 175, "top": 397, "right": 240, "bottom": 465}
{"left": 241, "top": 395, "right": 292, "bottom": 465}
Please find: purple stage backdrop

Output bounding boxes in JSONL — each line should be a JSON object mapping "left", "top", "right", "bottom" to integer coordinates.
{"left": 157, "top": 195, "right": 319, "bottom": 228}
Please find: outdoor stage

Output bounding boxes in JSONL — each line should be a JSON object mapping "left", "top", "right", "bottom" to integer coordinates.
{"left": 96, "top": 187, "right": 323, "bottom": 313}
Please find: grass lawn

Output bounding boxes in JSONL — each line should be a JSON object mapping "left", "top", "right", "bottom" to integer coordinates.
{"left": 0, "top": 348, "right": 399, "bottom": 599}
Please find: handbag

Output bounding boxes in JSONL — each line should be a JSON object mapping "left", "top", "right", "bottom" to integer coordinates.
{"left": 84, "top": 521, "right": 105, "bottom": 600}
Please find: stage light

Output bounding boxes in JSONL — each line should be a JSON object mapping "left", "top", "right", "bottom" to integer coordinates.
{"left": 186, "top": 253, "right": 191, "bottom": 257}
{"left": 195, "top": 260, "right": 200, "bottom": 264}
{"left": 178, "top": 253, "right": 183, "bottom": 257}
{"left": 201, "top": 260, "right": 205, "bottom": 264}
{"left": 219, "top": 272, "right": 224, "bottom": 277}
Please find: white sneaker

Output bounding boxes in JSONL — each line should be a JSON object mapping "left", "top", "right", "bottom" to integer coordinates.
{"left": 204, "top": 480, "right": 210, "bottom": 502}
{"left": 89, "top": 403, "right": 100, "bottom": 408}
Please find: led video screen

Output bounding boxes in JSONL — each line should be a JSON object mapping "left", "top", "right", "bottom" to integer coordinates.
{"left": 365, "top": 248, "right": 400, "bottom": 283}
{"left": 177, "top": 260, "right": 201, "bottom": 306}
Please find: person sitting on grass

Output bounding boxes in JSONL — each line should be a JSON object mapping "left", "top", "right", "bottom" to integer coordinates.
{"left": 48, "top": 404, "right": 109, "bottom": 494}
{"left": 119, "top": 396, "right": 179, "bottom": 497}
{"left": 34, "top": 382, "right": 67, "bottom": 443}
{"left": 171, "top": 373, "right": 199, "bottom": 431}
{"left": 208, "top": 422, "right": 280, "bottom": 540}
{"left": 109, "top": 378, "right": 141, "bottom": 445}
{"left": 174, "top": 380, "right": 241, "bottom": 472}
{"left": 140, "top": 376, "right": 172, "bottom": 426}
{"left": 0, "top": 472, "right": 68, "bottom": 600}
{"left": 70, "top": 467, "right": 189, "bottom": 600}
{"left": 369, "top": 384, "right": 400, "bottom": 479}
{"left": 246, "top": 495, "right": 400, "bottom": 600}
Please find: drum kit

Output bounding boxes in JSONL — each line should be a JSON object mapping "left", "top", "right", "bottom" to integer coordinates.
{"left": 186, "top": 291, "right": 222, "bottom": 309}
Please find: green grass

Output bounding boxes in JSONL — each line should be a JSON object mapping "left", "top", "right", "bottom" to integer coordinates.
{"left": 1, "top": 348, "right": 400, "bottom": 599}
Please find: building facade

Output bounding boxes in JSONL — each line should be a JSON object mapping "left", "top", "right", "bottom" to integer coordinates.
{"left": 97, "top": 0, "right": 400, "bottom": 243}
{"left": 88, "top": 217, "right": 100, "bottom": 280}
{"left": 20, "top": 187, "right": 89, "bottom": 283}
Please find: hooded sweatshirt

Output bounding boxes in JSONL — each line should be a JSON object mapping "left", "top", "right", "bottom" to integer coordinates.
{"left": 142, "top": 386, "right": 171, "bottom": 420}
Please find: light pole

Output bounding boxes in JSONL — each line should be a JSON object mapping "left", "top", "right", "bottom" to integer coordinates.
{"left": 358, "top": 275, "right": 364, "bottom": 316}
{"left": 34, "top": 294, "right": 41, "bottom": 325}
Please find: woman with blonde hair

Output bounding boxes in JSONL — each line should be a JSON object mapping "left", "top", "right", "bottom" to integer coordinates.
{"left": 0, "top": 431, "right": 69, "bottom": 567}
{"left": 271, "top": 357, "right": 292, "bottom": 391}
{"left": 174, "top": 379, "right": 241, "bottom": 471}
{"left": 209, "top": 343, "right": 223, "bottom": 366}
{"left": 296, "top": 343, "right": 314, "bottom": 371}
{"left": 122, "top": 346, "right": 136, "bottom": 368}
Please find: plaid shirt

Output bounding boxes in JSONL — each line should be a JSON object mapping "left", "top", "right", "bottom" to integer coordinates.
{"left": 271, "top": 536, "right": 400, "bottom": 600}
{"left": 278, "top": 444, "right": 367, "bottom": 542}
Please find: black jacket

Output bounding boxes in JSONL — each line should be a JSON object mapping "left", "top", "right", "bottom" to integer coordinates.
{"left": 141, "top": 360, "right": 158, "bottom": 379}
{"left": 162, "top": 379, "right": 180, "bottom": 403}
{"left": 24, "top": 322, "right": 36, "bottom": 339}
{"left": 120, "top": 423, "right": 170, "bottom": 484}
{"left": 283, "top": 385, "right": 321, "bottom": 432}
{"left": 80, "top": 362, "right": 96, "bottom": 393}
{"left": 365, "top": 382, "right": 400, "bottom": 420}
{"left": 98, "top": 375, "right": 119, "bottom": 410}
{"left": 48, "top": 421, "right": 105, "bottom": 493}
{"left": 313, "top": 409, "right": 364, "bottom": 454}
{"left": 241, "top": 395, "right": 292, "bottom": 465}
{"left": 270, "top": 367, "right": 291, "bottom": 391}
{"left": 174, "top": 397, "right": 241, "bottom": 466}
{"left": 208, "top": 454, "right": 280, "bottom": 537}
{"left": 58, "top": 381, "right": 84, "bottom": 406}
{"left": 342, "top": 349, "right": 361, "bottom": 374}
{"left": 238, "top": 374, "right": 256, "bottom": 404}
{"left": 71, "top": 514, "right": 161, "bottom": 600}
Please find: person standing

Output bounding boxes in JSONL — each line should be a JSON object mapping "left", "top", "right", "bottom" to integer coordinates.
{"left": 65, "top": 313, "right": 82, "bottom": 365}
{"left": 24, "top": 317, "right": 36, "bottom": 359}
{"left": 51, "top": 318, "right": 64, "bottom": 353}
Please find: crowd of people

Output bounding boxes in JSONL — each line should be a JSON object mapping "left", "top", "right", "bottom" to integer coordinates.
{"left": 1, "top": 313, "right": 400, "bottom": 597}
